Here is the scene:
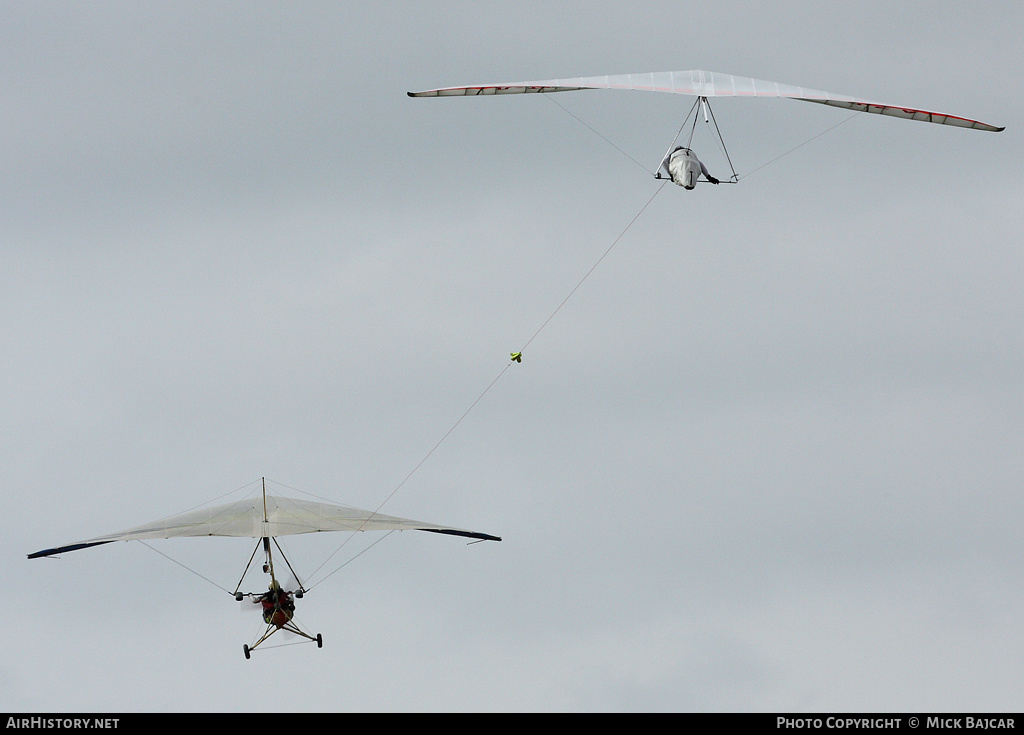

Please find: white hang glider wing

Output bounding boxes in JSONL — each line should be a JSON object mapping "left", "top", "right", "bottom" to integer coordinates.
{"left": 27, "top": 494, "right": 501, "bottom": 558}
{"left": 409, "top": 69, "right": 1004, "bottom": 132}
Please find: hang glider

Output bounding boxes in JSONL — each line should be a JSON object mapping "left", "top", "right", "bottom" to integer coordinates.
{"left": 28, "top": 493, "right": 501, "bottom": 559}
{"left": 28, "top": 489, "right": 499, "bottom": 655}
{"left": 28, "top": 486, "right": 500, "bottom": 657}
{"left": 408, "top": 69, "right": 1004, "bottom": 132}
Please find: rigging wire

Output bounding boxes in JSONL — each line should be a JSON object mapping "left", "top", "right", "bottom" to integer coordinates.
{"left": 738, "top": 109, "right": 861, "bottom": 180}
{"left": 546, "top": 88, "right": 861, "bottom": 184}
{"left": 246, "top": 638, "right": 315, "bottom": 652}
{"left": 543, "top": 94, "right": 653, "bottom": 176}
{"left": 139, "top": 539, "right": 232, "bottom": 595}
{"left": 306, "top": 530, "right": 397, "bottom": 590}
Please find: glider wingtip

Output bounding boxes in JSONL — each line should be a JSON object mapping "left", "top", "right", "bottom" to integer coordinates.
{"left": 27, "top": 539, "right": 115, "bottom": 559}
{"left": 419, "top": 528, "right": 502, "bottom": 542}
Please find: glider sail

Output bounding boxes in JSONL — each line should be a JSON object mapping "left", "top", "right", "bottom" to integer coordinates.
{"left": 409, "top": 69, "right": 1004, "bottom": 132}
{"left": 27, "top": 494, "right": 501, "bottom": 558}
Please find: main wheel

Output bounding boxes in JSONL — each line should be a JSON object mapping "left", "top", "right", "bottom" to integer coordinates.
{"left": 316, "top": 633, "right": 323, "bottom": 648}
{"left": 243, "top": 644, "right": 251, "bottom": 660}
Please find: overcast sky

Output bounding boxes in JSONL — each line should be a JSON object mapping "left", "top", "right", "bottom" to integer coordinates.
{"left": 3, "top": 1, "right": 1021, "bottom": 713}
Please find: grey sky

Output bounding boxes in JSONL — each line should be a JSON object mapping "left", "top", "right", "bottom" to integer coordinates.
{"left": 3, "top": 1, "right": 1021, "bottom": 712}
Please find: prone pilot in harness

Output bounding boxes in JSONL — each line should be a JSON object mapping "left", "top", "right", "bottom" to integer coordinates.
{"left": 257, "top": 581, "right": 295, "bottom": 626}
{"left": 657, "top": 147, "right": 720, "bottom": 189}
